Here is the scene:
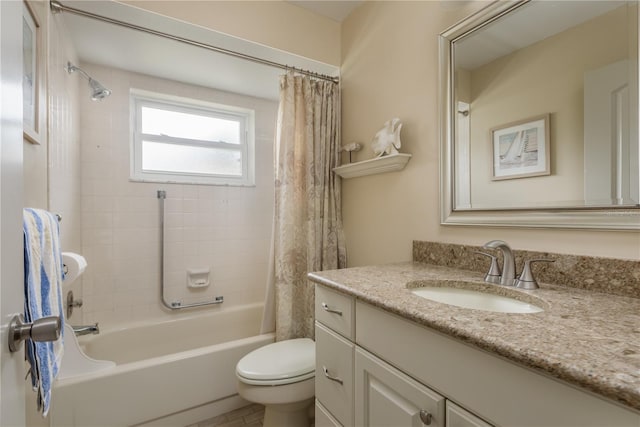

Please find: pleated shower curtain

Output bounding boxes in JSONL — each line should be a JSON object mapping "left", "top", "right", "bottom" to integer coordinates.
{"left": 263, "top": 72, "right": 347, "bottom": 341}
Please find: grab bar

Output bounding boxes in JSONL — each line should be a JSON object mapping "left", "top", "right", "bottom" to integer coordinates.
{"left": 157, "top": 190, "right": 224, "bottom": 310}
{"left": 169, "top": 296, "right": 224, "bottom": 309}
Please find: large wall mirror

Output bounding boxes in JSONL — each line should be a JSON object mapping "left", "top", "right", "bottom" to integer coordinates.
{"left": 440, "top": 0, "right": 640, "bottom": 229}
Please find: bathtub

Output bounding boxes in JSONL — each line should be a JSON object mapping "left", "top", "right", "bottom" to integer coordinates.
{"left": 51, "top": 303, "right": 275, "bottom": 427}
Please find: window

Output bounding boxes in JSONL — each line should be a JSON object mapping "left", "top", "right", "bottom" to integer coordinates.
{"left": 130, "top": 90, "right": 255, "bottom": 186}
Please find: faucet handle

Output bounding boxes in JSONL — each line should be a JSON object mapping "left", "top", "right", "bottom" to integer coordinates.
{"left": 514, "top": 259, "right": 554, "bottom": 290}
{"left": 473, "top": 251, "right": 502, "bottom": 285}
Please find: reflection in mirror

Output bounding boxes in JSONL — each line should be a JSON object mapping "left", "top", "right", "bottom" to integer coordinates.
{"left": 451, "top": 1, "right": 638, "bottom": 211}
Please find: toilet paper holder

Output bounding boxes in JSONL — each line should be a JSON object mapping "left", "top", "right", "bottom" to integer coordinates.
{"left": 62, "top": 252, "right": 87, "bottom": 284}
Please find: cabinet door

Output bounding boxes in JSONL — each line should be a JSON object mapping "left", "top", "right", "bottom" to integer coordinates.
{"left": 446, "top": 401, "right": 493, "bottom": 427}
{"left": 355, "top": 348, "right": 445, "bottom": 427}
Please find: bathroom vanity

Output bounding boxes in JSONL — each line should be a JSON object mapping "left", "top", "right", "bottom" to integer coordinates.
{"left": 309, "top": 260, "right": 640, "bottom": 427}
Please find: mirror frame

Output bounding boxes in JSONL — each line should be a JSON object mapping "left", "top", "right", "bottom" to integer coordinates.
{"left": 439, "top": 0, "right": 640, "bottom": 230}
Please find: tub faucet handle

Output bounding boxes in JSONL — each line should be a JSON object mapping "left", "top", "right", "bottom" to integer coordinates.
{"left": 514, "top": 259, "right": 554, "bottom": 290}
{"left": 473, "top": 251, "right": 501, "bottom": 284}
{"left": 66, "top": 290, "right": 83, "bottom": 319}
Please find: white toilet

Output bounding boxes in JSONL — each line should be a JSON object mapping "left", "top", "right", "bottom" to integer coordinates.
{"left": 236, "top": 338, "right": 315, "bottom": 427}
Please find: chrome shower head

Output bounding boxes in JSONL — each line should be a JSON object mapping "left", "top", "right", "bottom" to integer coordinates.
{"left": 65, "top": 62, "right": 111, "bottom": 101}
{"left": 88, "top": 78, "right": 111, "bottom": 101}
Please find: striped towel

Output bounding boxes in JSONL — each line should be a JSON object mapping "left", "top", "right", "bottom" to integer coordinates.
{"left": 23, "top": 208, "right": 65, "bottom": 416}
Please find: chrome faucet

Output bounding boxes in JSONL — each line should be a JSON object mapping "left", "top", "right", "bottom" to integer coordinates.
{"left": 483, "top": 240, "right": 516, "bottom": 286}
{"left": 72, "top": 323, "right": 100, "bottom": 336}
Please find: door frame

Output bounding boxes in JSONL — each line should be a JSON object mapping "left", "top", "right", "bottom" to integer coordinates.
{"left": 0, "top": 0, "right": 27, "bottom": 425}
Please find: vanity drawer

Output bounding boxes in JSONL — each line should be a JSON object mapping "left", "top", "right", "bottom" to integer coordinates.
{"left": 315, "top": 322, "right": 354, "bottom": 426}
{"left": 446, "top": 401, "right": 493, "bottom": 427}
{"left": 315, "top": 285, "right": 355, "bottom": 340}
{"left": 315, "top": 399, "right": 343, "bottom": 427}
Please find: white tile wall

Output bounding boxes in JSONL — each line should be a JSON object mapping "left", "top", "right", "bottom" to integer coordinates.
{"left": 48, "top": 13, "right": 84, "bottom": 316}
{"left": 78, "top": 63, "right": 277, "bottom": 328}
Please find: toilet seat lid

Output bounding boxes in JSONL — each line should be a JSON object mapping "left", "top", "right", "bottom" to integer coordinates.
{"left": 236, "top": 338, "right": 315, "bottom": 385}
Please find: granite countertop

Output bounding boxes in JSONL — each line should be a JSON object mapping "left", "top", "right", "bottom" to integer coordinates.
{"left": 308, "top": 262, "right": 640, "bottom": 411}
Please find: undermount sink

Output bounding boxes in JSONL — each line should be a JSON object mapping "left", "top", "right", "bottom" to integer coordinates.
{"left": 408, "top": 280, "right": 545, "bottom": 314}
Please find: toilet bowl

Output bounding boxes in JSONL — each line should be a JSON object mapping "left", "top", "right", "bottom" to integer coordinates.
{"left": 236, "top": 338, "right": 315, "bottom": 427}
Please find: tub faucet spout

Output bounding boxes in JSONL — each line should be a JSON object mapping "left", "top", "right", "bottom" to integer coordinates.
{"left": 483, "top": 240, "right": 516, "bottom": 286}
{"left": 72, "top": 323, "right": 100, "bottom": 336}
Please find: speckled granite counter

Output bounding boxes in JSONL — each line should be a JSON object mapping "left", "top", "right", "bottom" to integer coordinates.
{"left": 308, "top": 262, "right": 640, "bottom": 411}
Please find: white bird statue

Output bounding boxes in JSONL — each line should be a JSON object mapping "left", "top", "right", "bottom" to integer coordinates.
{"left": 371, "top": 118, "right": 403, "bottom": 157}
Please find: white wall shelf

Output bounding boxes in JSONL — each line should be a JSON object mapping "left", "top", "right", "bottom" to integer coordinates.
{"left": 333, "top": 153, "right": 412, "bottom": 179}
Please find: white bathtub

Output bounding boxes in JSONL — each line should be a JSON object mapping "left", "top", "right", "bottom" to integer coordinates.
{"left": 51, "top": 303, "right": 275, "bottom": 427}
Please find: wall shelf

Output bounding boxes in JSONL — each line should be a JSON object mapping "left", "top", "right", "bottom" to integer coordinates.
{"left": 333, "top": 153, "right": 412, "bottom": 179}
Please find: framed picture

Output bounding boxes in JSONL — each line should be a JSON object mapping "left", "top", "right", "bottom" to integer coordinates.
{"left": 23, "top": 1, "right": 42, "bottom": 144}
{"left": 491, "top": 114, "right": 550, "bottom": 180}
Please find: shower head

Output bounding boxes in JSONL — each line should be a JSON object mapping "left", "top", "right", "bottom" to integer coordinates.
{"left": 87, "top": 78, "right": 111, "bottom": 101}
{"left": 65, "top": 62, "right": 111, "bottom": 101}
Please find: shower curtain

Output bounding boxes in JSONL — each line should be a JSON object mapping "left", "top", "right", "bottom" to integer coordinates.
{"left": 263, "top": 72, "right": 346, "bottom": 341}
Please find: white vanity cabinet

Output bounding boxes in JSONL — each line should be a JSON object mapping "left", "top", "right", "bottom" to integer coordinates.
{"left": 355, "top": 347, "right": 446, "bottom": 426}
{"left": 356, "top": 300, "right": 639, "bottom": 427}
{"left": 315, "top": 284, "right": 485, "bottom": 427}
{"left": 314, "top": 284, "right": 639, "bottom": 427}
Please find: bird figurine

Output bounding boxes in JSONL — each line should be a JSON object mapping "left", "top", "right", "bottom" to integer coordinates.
{"left": 371, "top": 118, "right": 403, "bottom": 157}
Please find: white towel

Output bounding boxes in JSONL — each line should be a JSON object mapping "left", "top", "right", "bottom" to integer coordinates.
{"left": 23, "top": 208, "right": 65, "bottom": 416}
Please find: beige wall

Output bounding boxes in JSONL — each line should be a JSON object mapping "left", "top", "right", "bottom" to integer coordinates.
{"left": 468, "top": 6, "right": 629, "bottom": 207}
{"left": 341, "top": 1, "right": 640, "bottom": 265}
{"left": 122, "top": 0, "right": 342, "bottom": 66}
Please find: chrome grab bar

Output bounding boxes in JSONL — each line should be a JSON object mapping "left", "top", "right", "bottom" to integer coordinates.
{"left": 170, "top": 296, "right": 224, "bottom": 309}
{"left": 158, "top": 190, "right": 224, "bottom": 310}
{"left": 321, "top": 302, "right": 342, "bottom": 316}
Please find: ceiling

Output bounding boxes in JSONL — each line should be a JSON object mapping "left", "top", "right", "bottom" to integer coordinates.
{"left": 287, "top": 0, "right": 363, "bottom": 22}
{"left": 61, "top": 1, "right": 340, "bottom": 101}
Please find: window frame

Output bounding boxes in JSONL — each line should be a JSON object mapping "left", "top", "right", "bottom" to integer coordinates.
{"left": 130, "top": 89, "right": 255, "bottom": 186}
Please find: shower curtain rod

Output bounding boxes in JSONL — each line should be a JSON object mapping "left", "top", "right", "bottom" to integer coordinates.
{"left": 50, "top": 1, "right": 340, "bottom": 84}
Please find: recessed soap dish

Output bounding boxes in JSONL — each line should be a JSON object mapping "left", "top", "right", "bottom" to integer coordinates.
{"left": 187, "top": 268, "right": 210, "bottom": 288}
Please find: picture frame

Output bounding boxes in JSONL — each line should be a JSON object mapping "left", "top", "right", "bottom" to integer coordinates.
{"left": 23, "top": 1, "right": 42, "bottom": 145}
{"left": 491, "top": 114, "right": 550, "bottom": 180}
